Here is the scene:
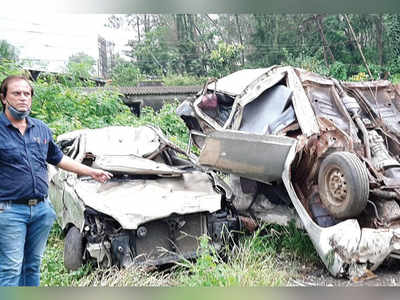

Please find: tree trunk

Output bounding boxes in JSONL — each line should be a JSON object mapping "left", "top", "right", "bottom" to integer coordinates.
{"left": 376, "top": 14, "right": 384, "bottom": 66}
{"left": 314, "top": 15, "right": 335, "bottom": 66}
{"left": 137, "top": 16, "right": 141, "bottom": 42}
{"left": 235, "top": 14, "right": 245, "bottom": 66}
{"left": 144, "top": 14, "right": 150, "bottom": 33}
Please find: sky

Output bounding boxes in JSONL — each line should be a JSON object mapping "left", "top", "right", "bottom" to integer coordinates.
{"left": 0, "top": 14, "right": 134, "bottom": 74}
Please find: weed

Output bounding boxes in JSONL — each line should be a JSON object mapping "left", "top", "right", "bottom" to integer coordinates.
{"left": 173, "top": 234, "right": 290, "bottom": 287}
{"left": 77, "top": 265, "right": 175, "bottom": 287}
{"left": 256, "top": 222, "right": 320, "bottom": 264}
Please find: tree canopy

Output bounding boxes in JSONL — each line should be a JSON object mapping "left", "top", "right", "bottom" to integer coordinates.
{"left": 105, "top": 14, "right": 400, "bottom": 83}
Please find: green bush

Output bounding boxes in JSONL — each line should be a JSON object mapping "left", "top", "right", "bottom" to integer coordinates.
{"left": 129, "top": 101, "right": 190, "bottom": 149}
{"left": 281, "top": 49, "right": 329, "bottom": 76}
{"left": 328, "top": 61, "right": 348, "bottom": 80}
{"left": 391, "top": 73, "right": 400, "bottom": 84}
{"left": 162, "top": 73, "right": 206, "bottom": 86}
{"left": 0, "top": 59, "right": 27, "bottom": 82}
{"left": 31, "top": 83, "right": 135, "bottom": 137}
{"left": 110, "top": 60, "right": 143, "bottom": 86}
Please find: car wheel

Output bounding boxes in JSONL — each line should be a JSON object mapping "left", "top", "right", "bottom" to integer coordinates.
{"left": 64, "top": 225, "right": 83, "bottom": 271}
{"left": 318, "top": 151, "right": 369, "bottom": 219}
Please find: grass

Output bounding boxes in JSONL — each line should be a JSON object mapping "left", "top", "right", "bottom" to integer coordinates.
{"left": 173, "top": 234, "right": 290, "bottom": 287}
{"left": 40, "top": 221, "right": 320, "bottom": 287}
{"left": 40, "top": 224, "right": 93, "bottom": 287}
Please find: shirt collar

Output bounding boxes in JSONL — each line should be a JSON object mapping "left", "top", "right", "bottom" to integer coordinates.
{"left": 0, "top": 112, "right": 35, "bottom": 129}
{"left": 0, "top": 112, "right": 12, "bottom": 127}
{"left": 26, "top": 116, "right": 35, "bottom": 128}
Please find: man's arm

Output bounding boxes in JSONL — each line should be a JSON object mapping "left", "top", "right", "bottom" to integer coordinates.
{"left": 57, "top": 156, "right": 113, "bottom": 183}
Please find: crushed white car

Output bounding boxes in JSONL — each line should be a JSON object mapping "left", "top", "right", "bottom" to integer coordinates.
{"left": 177, "top": 66, "right": 400, "bottom": 279}
{"left": 48, "top": 125, "right": 239, "bottom": 270}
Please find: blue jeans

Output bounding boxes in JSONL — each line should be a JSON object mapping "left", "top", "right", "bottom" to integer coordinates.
{"left": 0, "top": 198, "right": 56, "bottom": 286}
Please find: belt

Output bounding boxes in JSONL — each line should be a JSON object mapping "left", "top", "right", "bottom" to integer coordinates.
{"left": 12, "top": 198, "right": 44, "bottom": 206}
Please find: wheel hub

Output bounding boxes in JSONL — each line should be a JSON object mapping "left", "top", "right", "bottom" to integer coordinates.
{"left": 327, "top": 169, "right": 347, "bottom": 204}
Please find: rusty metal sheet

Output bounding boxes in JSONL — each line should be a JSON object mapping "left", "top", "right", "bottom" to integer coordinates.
{"left": 286, "top": 67, "right": 320, "bottom": 137}
{"left": 342, "top": 80, "right": 391, "bottom": 89}
{"left": 298, "top": 69, "right": 334, "bottom": 86}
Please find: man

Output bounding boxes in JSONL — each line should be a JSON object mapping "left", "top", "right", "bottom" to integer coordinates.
{"left": 0, "top": 75, "right": 113, "bottom": 286}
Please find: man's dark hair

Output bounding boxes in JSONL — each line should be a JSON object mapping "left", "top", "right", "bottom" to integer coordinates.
{"left": 0, "top": 75, "right": 34, "bottom": 112}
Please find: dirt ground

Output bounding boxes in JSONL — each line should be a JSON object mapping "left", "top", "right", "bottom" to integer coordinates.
{"left": 289, "top": 259, "right": 400, "bottom": 286}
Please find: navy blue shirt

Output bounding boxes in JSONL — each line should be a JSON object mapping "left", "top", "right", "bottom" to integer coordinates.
{"left": 0, "top": 113, "right": 63, "bottom": 202}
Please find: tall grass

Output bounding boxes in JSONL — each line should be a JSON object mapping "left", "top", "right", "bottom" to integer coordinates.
{"left": 173, "top": 234, "right": 290, "bottom": 287}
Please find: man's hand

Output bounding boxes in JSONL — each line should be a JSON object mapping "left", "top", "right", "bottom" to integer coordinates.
{"left": 57, "top": 156, "right": 113, "bottom": 183}
{"left": 90, "top": 168, "right": 113, "bottom": 183}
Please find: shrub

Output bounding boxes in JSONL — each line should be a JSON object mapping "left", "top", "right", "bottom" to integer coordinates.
{"left": 162, "top": 73, "right": 206, "bottom": 86}
{"left": 31, "top": 83, "right": 135, "bottom": 137}
{"left": 328, "top": 61, "right": 348, "bottom": 80}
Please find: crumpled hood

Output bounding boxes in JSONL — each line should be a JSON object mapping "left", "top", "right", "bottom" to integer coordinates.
{"left": 74, "top": 171, "right": 222, "bottom": 230}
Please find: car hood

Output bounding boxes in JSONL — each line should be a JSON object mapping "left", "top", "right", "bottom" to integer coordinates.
{"left": 74, "top": 171, "right": 222, "bottom": 230}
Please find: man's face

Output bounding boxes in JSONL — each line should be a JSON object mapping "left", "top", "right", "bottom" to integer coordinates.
{"left": 2, "top": 79, "right": 32, "bottom": 112}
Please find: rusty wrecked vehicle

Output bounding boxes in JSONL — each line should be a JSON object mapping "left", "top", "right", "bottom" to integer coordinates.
{"left": 177, "top": 65, "right": 400, "bottom": 279}
{"left": 48, "top": 125, "right": 239, "bottom": 271}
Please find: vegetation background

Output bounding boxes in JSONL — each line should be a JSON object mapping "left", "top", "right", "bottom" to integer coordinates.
{"left": 2, "top": 13, "right": 400, "bottom": 286}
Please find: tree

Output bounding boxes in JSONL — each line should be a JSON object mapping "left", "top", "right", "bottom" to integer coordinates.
{"left": 110, "top": 57, "right": 143, "bottom": 86}
{"left": 209, "top": 42, "right": 243, "bottom": 77}
{"left": 66, "top": 52, "right": 96, "bottom": 78}
{"left": 0, "top": 40, "right": 19, "bottom": 61}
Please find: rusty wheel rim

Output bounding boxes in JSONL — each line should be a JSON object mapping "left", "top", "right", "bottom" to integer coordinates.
{"left": 324, "top": 166, "right": 347, "bottom": 206}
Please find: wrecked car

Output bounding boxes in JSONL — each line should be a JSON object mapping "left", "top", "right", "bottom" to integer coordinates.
{"left": 48, "top": 125, "right": 239, "bottom": 271}
{"left": 177, "top": 66, "right": 400, "bottom": 279}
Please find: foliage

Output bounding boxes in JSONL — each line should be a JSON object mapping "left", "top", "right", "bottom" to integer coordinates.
{"left": 109, "top": 13, "right": 399, "bottom": 80}
{"left": 77, "top": 265, "right": 174, "bottom": 287}
{"left": 250, "top": 222, "right": 319, "bottom": 263}
{"left": 387, "top": 14, "right": 400, "bottom": 58}
{"left": 0, "top": 59, "right": 26, "bottom": 82}
{"left": 391, "top": 73, "right": 400, "bottom": 84}
{"left": 175, "top": 230, "right": 292, "bottom": 287}
{"left": 172, "top": 223, "right": 318, "bottom": 287}
{"left": 110, "top": 58, "right": 143, "bottom": 86}
{"left": 209, "top": 42, "right": 243, "bottom": 77}
{"left": 388, "top": 57, "right": 400, "bottom": 75}
{"left": 328, "top": 61, "right": 348, "bottom": 80}
{"left": 0, "top": 40, "right": 19, "bottom": 61}
{"left": 162, "top": 73, "right": 206, "bottom": 86}
{"left": 281, "top": 49, "right": 329, "bottom": 76}
{"left": 128, "top": 26, "right": 176, "bottom": 76}
{"left": 31, "top": 82, "right": 135, "bottom": 137}
{"left": 349, "top": 71, "right": 369, "bottom": 82}
{"left": 248, "top": 15, "right": 301, "bottom": 67}
{"left": 65, "top": 52, "right": 97, "bottom": 79}
{"left": 131, "top": 102, "right": 190, "bottom": 149}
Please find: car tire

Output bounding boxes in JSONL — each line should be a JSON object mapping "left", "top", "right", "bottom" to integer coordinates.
{"left": 318, "top": 151, "right": 369, "bottom": 219}
{"left": 64, "top": 225, "right": 83, "bottom": 271}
